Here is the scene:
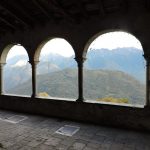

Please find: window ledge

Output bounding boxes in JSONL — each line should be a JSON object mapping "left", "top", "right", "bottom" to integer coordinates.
{"left": 2, "top": 94, "right": 31, "bottom": 98}
{"left": 1, "top": 94, "right": 146, "bottom": 108}
{"left": 85, "top": 100, "right": 145, "bottom": 108}
{"left": 37, "top": 96, "right": 76, "bottom": 102}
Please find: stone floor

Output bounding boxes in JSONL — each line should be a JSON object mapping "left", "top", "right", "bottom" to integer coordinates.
{"left": 0, "top": 110, "right": 149, "bottom": 150}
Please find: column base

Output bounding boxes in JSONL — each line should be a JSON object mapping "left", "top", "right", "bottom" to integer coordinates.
{"left": 0, "top": 92, "right": 4, "bottom": 95}
{"left": 31, "top": 94, "right": 37, "bottom": 98}
{"left": 76, "top": 97, "right": 84, "bottom": 102}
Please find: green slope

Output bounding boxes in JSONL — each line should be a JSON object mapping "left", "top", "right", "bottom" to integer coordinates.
{"left": 83, "top": 69, "right": 145, "bottom": 104}
{"left": 8, "top": 69, "right": 145, "bottom": 105}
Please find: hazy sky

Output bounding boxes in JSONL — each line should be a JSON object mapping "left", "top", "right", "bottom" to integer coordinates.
{"left": 6, "top": 31, "right": 143, "bottom": 60}
{"left": 89, "top": 32, "right": 142, "bottom": 50}
{"left": 41, "top": 38, "right": 74, "bottom": 57}
{"left": 6, "top": 45, "right": 27, "bottom": 60}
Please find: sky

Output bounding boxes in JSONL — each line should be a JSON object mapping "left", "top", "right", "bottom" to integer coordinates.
{"left": 41, "top": 38, "right": 74, "bottom": 57}
{"left": 89, "top": 32, "right": 142, "bottom": 50}
{"left": 6, "top": 31, "right": 143, "bottom": 60}
{"left": 6, "top": 45, "right": 28, "bottom": 60}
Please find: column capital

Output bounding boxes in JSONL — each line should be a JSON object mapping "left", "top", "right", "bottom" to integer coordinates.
{"left": 0, "top": 62, "right": 5, "bottom": 95}
{"left": 28, "top": 60, "right": 39, "bottom": 65}
{"left": 0, "top": 63, "right": 6, "bottom": 66}
{"left": 143, "top": 53, "right": 150, "bottom": 61}
{"left": 143, "top": 54, "right": 150, "bottom": 68}
{"left": 74, "top": 57, "right": 86, "bottom": 64}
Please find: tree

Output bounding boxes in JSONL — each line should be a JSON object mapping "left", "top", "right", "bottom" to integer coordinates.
{"left": 97, "top": 97, "right": 128, "bottom": 104}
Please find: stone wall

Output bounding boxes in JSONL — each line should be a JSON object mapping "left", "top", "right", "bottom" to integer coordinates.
{"left": 0, "top": 11, "right": 150, "bottom": 131}
{"left": 0, "top": 95, "right": 150, "bottom": 131}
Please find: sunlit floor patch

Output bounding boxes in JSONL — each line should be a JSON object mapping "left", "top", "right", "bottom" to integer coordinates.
{"left": 55, "top": 125, "right": 80, "bottom": 136}
{"left": 0, "top": 115, "right": 28, "bottom": 124}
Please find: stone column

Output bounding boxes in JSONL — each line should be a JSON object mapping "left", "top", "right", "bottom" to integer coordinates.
{"left": 146, "top": 60, "right": 150, "bottom": 106}
{"left": 0, "top": 63, "right": 5, "bottom": 95}
{"left": 75, "top": 57, "right": 86, "bottom": 102}
{"left": 144, "top": 54, "right": 150, "bottom": 106}
{"left": 30, "top": 61, "right": 39, "bottom": 98}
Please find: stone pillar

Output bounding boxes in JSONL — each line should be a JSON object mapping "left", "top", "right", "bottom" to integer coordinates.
{"left": 75, "top": 57, "right": 86, "bottom": 102}
{"left": 144, "top": 54, "right": 150, "bottom": 106}
{"left": 30, "top": 61, "right": 39, "bottom": 98}
{"left": 0, "top": 63, "right": 5, "bottom": 95}
{"left": 146, "top": 60, "right": 150, "bottom": 106}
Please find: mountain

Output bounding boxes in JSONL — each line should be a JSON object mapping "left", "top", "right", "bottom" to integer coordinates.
{"left": 7, "top": 69, "right": 145, "bottom": 105}
{"left": 4, "top": 47, "right": 146, "bottom": 92}
{"left": 6, "top": 55, "right": 28, "bottom": 66}
{"left": 85, "top": 47, "right": 145, "bottom": 83}
{"left": 40, "top": 53, "right": 77, "bottom": 70}
{"left": 4, "top": 54, "right": 77, "bottom": 90}
{"left": 83, "top": 69, "right": 145, "bottom": 105}
{"left": 4, "top": 62, "right": 31, "bottom": 90}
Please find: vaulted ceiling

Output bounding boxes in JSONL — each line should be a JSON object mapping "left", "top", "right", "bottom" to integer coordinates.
{"left": 0, "top": 0, "right": 149, "bottom": 35}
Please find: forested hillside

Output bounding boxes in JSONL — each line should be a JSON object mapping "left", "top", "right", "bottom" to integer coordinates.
{"left": 8, "top": 69, "right": 145, "bottom": 105}
{"left": 5, "top": 47, "right": 146, "bottom": 105}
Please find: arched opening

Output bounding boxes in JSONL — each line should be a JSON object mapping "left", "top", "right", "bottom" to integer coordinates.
{"left": 36, "top": 38, "right": 78, "bottom": 100}
{"left": 3, "top": 45, "right": 32, "bottom": 96}
{"left": 84, "top": 31, "right": 146, "bottom": 106}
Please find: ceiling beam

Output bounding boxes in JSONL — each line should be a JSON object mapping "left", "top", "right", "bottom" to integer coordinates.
{"left": 0, "top": 4, "right": 30, "bottom": 27}
{"left": 145, "top": 0, "right": 150, "bottom": 10}
{"left": 32, "top": 0, "right": 51, "bottom": 19}
{"left": 33, "top": 0, "right": 60, "bottom": 24}
{"left": 0, "top": 16, "right": 16, "bottom": 30}
{"left": 77, "top": 2, "right": 89, "bottom": 19}
{"left": 0, "top": 25, "right": 7, "bottom": 32}
{"left": 96, "top": 0, "right": 105, "bottom": 16}
{"left": 14, "top": 1, "right": 37, "bottom": 24}
{"left": 50, "top": 0, "right": 75, "bottom": 23}
{"left": 122, "top": 0, "right": 129, "bottom": 11}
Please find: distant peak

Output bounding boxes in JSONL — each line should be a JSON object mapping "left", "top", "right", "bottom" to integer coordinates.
{"left": 12, "top": 60, "right": 27, "bottom": 67}
{"left": 89, "top": 47, "right": 142, "bottom": 52}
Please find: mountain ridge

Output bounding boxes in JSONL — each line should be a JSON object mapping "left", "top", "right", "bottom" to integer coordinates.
{"left": 4, "top": 47, "right": 146, "bottom": 91}
{"left": 8, "top": 68, "right": 145, "bottom": 105}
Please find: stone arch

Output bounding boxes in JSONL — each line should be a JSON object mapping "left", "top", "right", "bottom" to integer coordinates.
{"left": 0, "top": 43, "right": 30, "bottom": 64}
{"left": 34, "top": 37, "right": 78, "bottom": 99}
{"left": 34, "top": 37, "right": 76, "bottom": 62}
{"left": 1, "top": 44, "right": 31, "bottom": 96}
{"left": 83, "top": 30, "right": 144, "bottom": 59}
{"left": 83, "top": 30, "right": 146, "bottom": 105}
